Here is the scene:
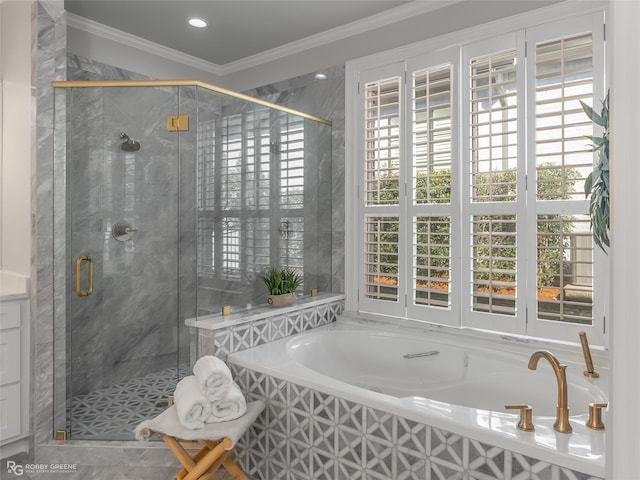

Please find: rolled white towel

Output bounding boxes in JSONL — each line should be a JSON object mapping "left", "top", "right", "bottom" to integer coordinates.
{"left": 174, "top": 375, "right": 211, "bottom": 429}
{"left": 206, "top": 382, "right": 247, "bottom": 423}
{"left": 193, "top": 355, "right": 233, "bottom": 402}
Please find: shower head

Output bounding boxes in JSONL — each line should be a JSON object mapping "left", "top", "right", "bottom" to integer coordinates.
{"left": 119, "top": 133, "right": 141, "bottom": 152}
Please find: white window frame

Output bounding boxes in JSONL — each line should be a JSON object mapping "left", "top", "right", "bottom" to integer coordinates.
{"left": 345, "top": 6, "right": 608, "bottom": 345}
{"left": 524, "top": 14, "right": 607, "bottom": 345}
{"left": 405, "top": 47, "right": 461, "bottom": 327}
{"left": 461, "top": 31, "right": 527, "bottom": 335}
{"left": 358, "top": 62, "right": 407, "bottom": 318}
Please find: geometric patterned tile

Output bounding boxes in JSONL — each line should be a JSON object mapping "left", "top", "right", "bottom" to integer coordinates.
{"left": 289, "top": 438, "right": 313, "bottom": 479}
{"left": 468, "top": 439, "right": 506, "bottom": 480}
{"left": 286, "top": 312, "right": 304, "bottom": 337}
{"left": 430, "top": 427, "right": 465, "bottom": 469}
{"left": 511, "top": 453, "right": 555, "bottom": 480}
{"left": 311, "top": 416, "right": 335, "bottom": 456}
{"left": 270, "top": 316, "right": 288, "bottom": 340}
{"left": 232, "top": 367, "right": 603, "bottom": 480}
{"left": 311, "top": 449, "right": 336, "bottom": 480}
{"left": 558, "top": 466, "right": 602, "bottom": 480}
{"left": 231, "top": 323, "right": 253, "bottom": 352}
{"left": 365, "top": 407, "right": 395, "bottom": 444}
{"left": 212, "top": 299, "right": 343, "bottom": 359}
{"left": 222, "top": 299, "right": 601, "bottom": 480}
{"left": 397, "top": 417, "right": 428, "bottom": 455}
{"left": 252, "top": 319, "right": 271, "bottom": 346}
{"left": 396, "top": 447, "right": 428, "bottom": 480}
{"left": 336, "top": 426, "right": 364, "bottom": 467}
{"left": 430, "top": 459, "right": 465, "bottom": 480}
{"left": 312, "top": 391, "right": 337, "bottom": 424}
{"left": 302, "top": 310, "right": 316, "bottom": 331}
{"left": 68, "top": 363, "right": 190, "bottom": 440}
{"left": 364, "top": 436, "right": 395, "bottom": 479}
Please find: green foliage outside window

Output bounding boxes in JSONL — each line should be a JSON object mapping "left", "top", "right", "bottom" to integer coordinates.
{"left": 369, "top": 165, "right": 579, "bottom": 289}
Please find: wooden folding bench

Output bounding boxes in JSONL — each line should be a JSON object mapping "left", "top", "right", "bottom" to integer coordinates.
{"left": 135, "top": 400, "right": 265, "bottom": 480}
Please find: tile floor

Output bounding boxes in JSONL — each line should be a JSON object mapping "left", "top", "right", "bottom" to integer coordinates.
{"left": 68, "top": 363, "right": 190, "bottom": 440}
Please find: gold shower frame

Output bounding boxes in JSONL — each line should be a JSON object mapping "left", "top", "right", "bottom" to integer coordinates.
{"left": 51, "top": 80, "right": 332, "bottom": 126}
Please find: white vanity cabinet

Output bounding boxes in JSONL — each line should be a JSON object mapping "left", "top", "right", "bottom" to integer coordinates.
{"left": 0, "top": 296, "right": 30, "bottom": 457}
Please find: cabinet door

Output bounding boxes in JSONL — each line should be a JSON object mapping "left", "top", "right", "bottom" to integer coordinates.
{"left": 0, "top": 383, "right": 21, "bottom": 441}
{"left": 0, "top": 329, "right": 21, "bottom": 385}
{"left": 0, "top": 303, "right": 20, "bottom": 329}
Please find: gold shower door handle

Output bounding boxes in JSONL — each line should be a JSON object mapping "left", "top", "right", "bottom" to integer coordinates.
{"left": 76, "top": 255, "right": 94, "bottom": 297}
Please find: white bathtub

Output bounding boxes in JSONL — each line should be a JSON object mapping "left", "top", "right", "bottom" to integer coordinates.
{"left": 228, "top": 316, "right": 608, "bottom": 476}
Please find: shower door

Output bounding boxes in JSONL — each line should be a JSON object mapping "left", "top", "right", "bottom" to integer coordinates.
{"left": 65, "top": 86, "right": 193, "bottom": 440}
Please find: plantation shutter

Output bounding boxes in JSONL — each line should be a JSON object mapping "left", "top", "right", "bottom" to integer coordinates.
{"left": 245, "top": 109, "right": 271, "bottom": 273}
{"left": 279, "top": 113, "right": 305, "bottom": 209}
{"left": 406, "top": 48, "right": 460, "bottom": 326}
{"left": 359, "top": 64, "right": 406, "bottom": 316}
{"left": 278, "top": 113, "right": 305, "bottom": 277}
{"left": 351, "top": 13, "right": 605, "bottom": 343}
{"left": 463, "top": 32, "right": 527, "bottom": 335}
{"left": 526, "top": 13, "right": 606, "bottom": 344}
{"left": 197, "top": 118, "right": 217, "bottom": 274}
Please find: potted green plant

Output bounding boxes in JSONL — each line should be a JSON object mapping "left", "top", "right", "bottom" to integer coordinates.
{"left": 261, "top": 267, "right": 302, "bottom": 307}
{"left": 581, "top": 91, "right": 610, "bottom": 252}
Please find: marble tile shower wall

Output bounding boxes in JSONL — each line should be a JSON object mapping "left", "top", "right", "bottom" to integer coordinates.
{"left": 34, "top": 0, "right": 67, "bottom": 446}
{"left": 64, "top": 84, "right": 191, "bottom": 395}
{"left": 230, "top": 366, "right": 603, "bottom": 480}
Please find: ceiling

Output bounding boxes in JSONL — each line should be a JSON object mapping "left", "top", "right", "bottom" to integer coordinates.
{"left": 64, "top": 1, "right": 414, "bottom": 66}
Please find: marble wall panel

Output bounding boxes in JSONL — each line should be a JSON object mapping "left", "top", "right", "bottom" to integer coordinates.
{"left": 65, "top": 84, "right": 183, "bottom": 394}
{"left": 177, "top": 87, "right": 198, "bottom": 367}
{"left": 33, "top": 0, "right": 66, "bottom": 446}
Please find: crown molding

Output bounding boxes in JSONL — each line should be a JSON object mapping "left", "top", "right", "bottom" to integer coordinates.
{"left": 66, "top": 2, "right": 459, "bottom": 78}
{"left": 66, "top": 12, "right": 225, "bottom": 76}
{"left": 219, "top": 1, "right": 456, "bottom": 75}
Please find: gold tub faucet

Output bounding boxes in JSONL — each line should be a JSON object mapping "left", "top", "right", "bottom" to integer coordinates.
{"left": 528, "top": 350, "right": 572, "bottom": 433}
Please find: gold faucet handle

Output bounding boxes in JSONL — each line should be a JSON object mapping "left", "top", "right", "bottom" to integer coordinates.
{"left": 586, "top": 402, "right": 608, "bottom": 430}
{"left": 505, "top": 404, "right": 535, "bottom": 431}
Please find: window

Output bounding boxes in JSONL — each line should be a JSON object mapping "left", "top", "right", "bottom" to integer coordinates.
{"left": 197, "top": 108, "right": 306, "bottom": 286}
{"left": 351, "top": 12, "right": 606, "bottom": 344}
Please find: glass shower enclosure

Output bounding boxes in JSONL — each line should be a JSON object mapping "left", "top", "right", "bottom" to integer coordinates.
{"left": 52, "top": 80, "right": 332, "bottom": 440}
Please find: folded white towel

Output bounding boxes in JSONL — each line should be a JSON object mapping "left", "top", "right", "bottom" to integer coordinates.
{"left": 193, "top": 355, "right": 233, "bottom": 402}
{"left": 134, "top": 400, "right": 266, "bottom": 444}
{"left": 173, "top": 375, "right": 211, "bottom": 429}
{"left": 206, "top": 382, "right": 247, "bottom": 423}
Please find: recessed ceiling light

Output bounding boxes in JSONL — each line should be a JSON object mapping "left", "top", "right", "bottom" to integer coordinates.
{"left": 315, "top": 73, "right": 327, "bottom": 80}
{"left": 187, "top": 17, "right": 208, "bottom": 28}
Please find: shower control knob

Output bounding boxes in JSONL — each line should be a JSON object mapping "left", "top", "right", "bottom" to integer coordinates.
{"left": 112, "top": 222, "right": 138, "bottom": 242}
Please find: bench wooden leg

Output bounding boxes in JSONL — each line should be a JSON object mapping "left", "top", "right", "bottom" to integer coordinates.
{"left": 222, "top": 456, "right": 249, "bottom": 480}
{"left": 174, "top": 443, "right": 213, "bottom": 480}
{"left": 163, "top": 435, "right": 245, "bottom": 480}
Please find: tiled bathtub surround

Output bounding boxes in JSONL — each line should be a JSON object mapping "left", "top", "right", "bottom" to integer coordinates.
{"left": 230, "top": 366, "right": 604, "bottom": 480}
{"left": 190, "top": 294, "right": 345, "bottom": 360}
